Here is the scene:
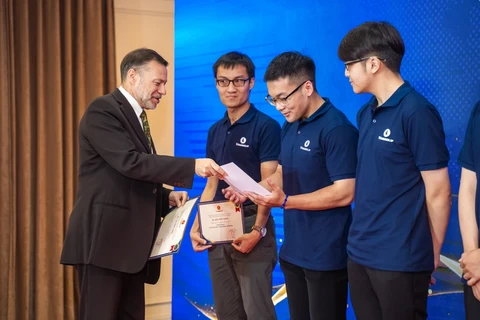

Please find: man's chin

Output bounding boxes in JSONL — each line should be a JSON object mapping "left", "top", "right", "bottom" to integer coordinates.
{"left": 144, "top": 103, "right": 158, "bottom": 110}
{"left": 224, "top": 102, "right": 245, "bottom": 109}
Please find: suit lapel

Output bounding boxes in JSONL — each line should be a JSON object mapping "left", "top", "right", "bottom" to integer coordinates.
{"left": 111, "top": 89, "right": 151, "bottom": 153}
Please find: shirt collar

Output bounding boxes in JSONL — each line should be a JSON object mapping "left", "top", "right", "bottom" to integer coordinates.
{"left": 301, "top": 97, "right": 333, "bottom": 123}
{"left": 369, "top": 81, "right": 414, "bottom": 110}
{"left": 221, "top": 104, "right": 257, "bottom": 125}
{"left": 119, "top": 86, "right": 144, "bottom": 119}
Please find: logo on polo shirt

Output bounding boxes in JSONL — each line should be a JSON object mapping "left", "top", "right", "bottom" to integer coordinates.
{"left": 378, "top": 128, "right": 394, "bottom": 143}
{"left": 236, "top": 136, "right": 249, "bottom": 148}
{"left": 300, "top": 140, "right": 311, "bottom": 152}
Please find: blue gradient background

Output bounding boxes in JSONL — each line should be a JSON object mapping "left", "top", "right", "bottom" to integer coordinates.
{"left": 173, "top": 1, "right": 480, "bottom": 319}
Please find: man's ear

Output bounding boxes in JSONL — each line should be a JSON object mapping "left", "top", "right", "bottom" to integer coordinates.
{"left": 249, "top": 77, "right": 255, "bottom": 91}
{"left": 369, "top": 57, "right": 382, "bottom": 74}
{"left": 305, "top": 80, "right": 315, "bottom": 96}
{"left": 127, "top": 68, "right": 137, "bottom": 84}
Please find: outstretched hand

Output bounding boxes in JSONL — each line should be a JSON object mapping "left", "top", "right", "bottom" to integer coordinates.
{"left": 195, "top": 158, "right": 227, "bottom": 179}
{"left": 245, "top": 179, "right": 285, "bottom": 208}
{"left": 222, "top": 186, "right": 247, "bottom": 205}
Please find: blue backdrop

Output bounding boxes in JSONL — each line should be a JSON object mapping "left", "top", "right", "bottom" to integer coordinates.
{"left": 173, "top": 1, "right": 480, "bottom": 319}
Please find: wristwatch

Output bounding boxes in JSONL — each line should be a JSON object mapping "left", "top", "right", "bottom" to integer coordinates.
{"left": 251, "top": 225, "right": 267, "bottom": 238}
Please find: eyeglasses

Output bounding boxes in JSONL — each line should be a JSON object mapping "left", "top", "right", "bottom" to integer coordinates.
{"left": 216, "top": 78, "right": 251, "bottom": 87}
{"left": 344, "top": 56, "right": 386, "bottom": 71}
{"left": 265, "top": 80, "right": 309, "bottom": 107}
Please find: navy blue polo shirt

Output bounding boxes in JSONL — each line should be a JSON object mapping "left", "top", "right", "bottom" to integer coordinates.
{"left": 458, "top": 101, "right": 480, "bottom": 246}
{"left": 348, "top": 81, "right": 450, "bottom": 272}
{"left": 206, "top": 104, "right": 281, "bottom": 202}
{"left": 279, "top": 98, "right": 358, "bottom": 271}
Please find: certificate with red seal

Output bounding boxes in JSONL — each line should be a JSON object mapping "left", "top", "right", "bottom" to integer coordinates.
{"left": 198, "top": 200, "right": 244, "bottom": 244}
{"left": 149, "top": 196, "right": 199, "bottom": 260}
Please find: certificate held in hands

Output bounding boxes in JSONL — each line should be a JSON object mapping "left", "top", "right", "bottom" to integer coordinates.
{"left": 198, "top": 200, "right": 244, "bottom": 244}
{"left": 149, "top": 196, "right": 199, "bottom": 260}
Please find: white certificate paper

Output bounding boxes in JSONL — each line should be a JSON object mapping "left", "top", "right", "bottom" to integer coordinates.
{"left": 198, "top": 200, "right": 244, "bottom": 244}
{"left": 221, "top": 162, "right": 271, "bottom": 196}
{"left": 149, "top": 196, "right": 199, "bottom": 260}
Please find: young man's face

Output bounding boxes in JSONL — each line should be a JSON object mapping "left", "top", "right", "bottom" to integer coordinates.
{"left": 132, "top": 60, "right": 168, "bottom": 110}
{"left": 344, "top": 57, "right": 375, "bottom": 94}
{"left": 215, "top": 65, "right": 254, "bottom": 109}
{"left": 266, "top": 77, "right": 309, "bottom": 123}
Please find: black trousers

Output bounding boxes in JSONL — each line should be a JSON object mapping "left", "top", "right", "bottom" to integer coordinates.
{"left": 347, "top": 259, "right": 431, "bottom": 320}
{"left": 208, "top": 214, "right": 277, "bottom": 320}
{"left": 464, "top": 283, "right": 480, "bottom": 320}
{"left": 280, "top": 258, "right": 348, "bottom": 320}
{"left": 76, "top": 264, "right": 145, "bottom": 320}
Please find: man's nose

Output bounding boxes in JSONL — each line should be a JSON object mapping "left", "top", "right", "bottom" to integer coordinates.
{"left": 158, "top": 84, "right": 166, "bottom": 95}
{"left": 275, "top": 103, "right": 285, "bottom": 112}
{"left": 227, "top": 81, "right": 237, "bottom": 92}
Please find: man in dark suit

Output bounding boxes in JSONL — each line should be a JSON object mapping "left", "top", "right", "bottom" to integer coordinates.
{"left": 60, "top": 48, "right": 225, "bottom": 320}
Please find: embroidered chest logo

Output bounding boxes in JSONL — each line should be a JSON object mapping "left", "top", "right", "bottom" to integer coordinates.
{"left": 378, "top": 128, "right": 394, "bottom": 143}
{"left": 236, "top": 136, "right": 249, "bottom": 148}
{"left": 300, "top": 139, "right": 311, "bottom": 152}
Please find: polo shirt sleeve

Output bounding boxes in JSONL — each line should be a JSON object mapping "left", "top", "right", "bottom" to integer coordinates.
{"left": 325, "top": 125, "right": 359, "bottom": 181}
{"left": 258, "top": 119, "right": 281, "bottom": 163}
{"left": 458, "top": 101, "right": 480, "bottom": 171}
{"left": 406, "top": 106, "right": 449, "bottom": 171}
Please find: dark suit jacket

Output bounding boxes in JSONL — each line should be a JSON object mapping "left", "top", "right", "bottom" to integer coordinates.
{"left": 60, "top": 88, "right": 195, "bottom": 284}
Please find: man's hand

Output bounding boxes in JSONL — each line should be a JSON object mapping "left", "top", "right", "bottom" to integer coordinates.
{"left": 190, "top": 231, "right": 211, "bottom": 252}
{"left": 168, "top": 191, "right": 188, "bottom": 207}
{"left": 195, "top": 158, "right": 226, "bottom": 179}
{"left": 232, "top": 231, "right": 262, "bottom": 254}
{"left": 245, "top": 179, "right": 285, "bottom": 208}
{"left": 473, "top": 282, "right": 480, "bottom": 301}
{"left": 222, "top": 186, "right": 247, "bottom": 205}
{"left": 460, "top": 248, "right": 480, "bottom": 285}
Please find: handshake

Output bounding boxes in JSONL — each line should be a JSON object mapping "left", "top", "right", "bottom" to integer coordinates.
{"left": 194, "top": 158, "right": 227, "bottom": 179}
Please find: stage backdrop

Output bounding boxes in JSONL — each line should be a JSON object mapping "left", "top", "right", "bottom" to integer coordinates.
{"left": 173, "top": 0, "right": 480, "bottom": 319}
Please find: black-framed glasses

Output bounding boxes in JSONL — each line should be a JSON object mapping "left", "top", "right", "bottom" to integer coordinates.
{"left": 265, "top": 80, "right": 309, "bottom": 107}
{"left": 216, "top": 78, "right": 251, "bottom": 87}
{"left": 344, "top": 56, "right": 386, "bottom": 71}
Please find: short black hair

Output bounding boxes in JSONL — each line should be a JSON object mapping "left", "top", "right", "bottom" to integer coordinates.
{"left": 213, "top": 51, "right": 255, "bottom": 79}
{"left": 120, "top": 48, "right": 169, "bottom": 82}
{"left": 337, "top": 21, "right": 405, "bottom": 73}
{"left": 264, "top": 51, "right": 317, "bottom": 91}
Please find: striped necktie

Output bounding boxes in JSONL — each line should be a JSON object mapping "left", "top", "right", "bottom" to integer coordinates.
{"left": 140, "top": 110, "right": 153, "bottom": 151}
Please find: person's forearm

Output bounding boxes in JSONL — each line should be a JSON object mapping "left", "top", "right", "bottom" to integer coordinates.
{"left": 284, "top": 179, "right": 355, "bottom": 211}
{"left": 427, "top": 190, "right": 451, "bottom": 258}
{"left": 191, "top": 178, "right": 217, "bottom": 233}
{"left": 254, "top": 205, "right": 270, "bottom": 228}
{"left": 254, "top": 162, "right": 279, "bottom": 226}
{"left": 200, "top": 176, "right": 218, "bottom": 202}
{"left": 259, "top": 169, "right": 283, "bottom": 191}
{"left": 191, "top": 215, "right": 201, "bottom": 233}
{"left": 459, "top": 181, "right": 478, "bottom": 251}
